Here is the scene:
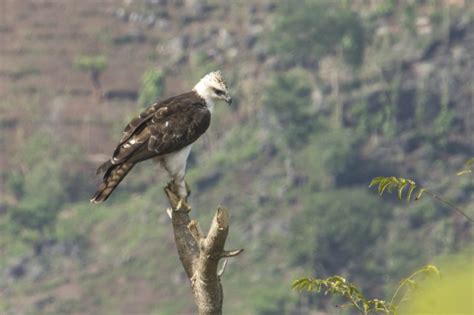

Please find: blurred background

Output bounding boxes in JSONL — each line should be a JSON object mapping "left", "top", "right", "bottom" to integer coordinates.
{"left": 0, "top": 0, "right": 473, "bottom": 314}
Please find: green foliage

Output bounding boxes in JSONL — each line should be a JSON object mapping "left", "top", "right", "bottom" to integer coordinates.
{"left": 5, "top": 132, "right": 89, "bottom": 242}
{"left": 15, "top": 132, "right": 55, "bottom": 166}
{"left": 268, "top": 0, "right": 365, "bottom": 68}
{"left": 340, "top": 17, "right": 366, "bottom": 68}
{"left": 371, "top": 0, "right": 397, "bottom": 18}
{"left": 369, "top": 176, "right": 422, "bottom": 202}
{"left": 293, "top": 264, "right": 440, "bottom": 315}
{"left": 296, "top": 129, "right": 364, "bottom": 190}
{"left": 349, "top": 94, "right": 399, "bottom": 137}
{"left": 415, "top": 78, "right": 430, "bottom": 125}
{"left": 263, "top": 68, "right": 313, "bottom": 147}
{"left": 74, "top": 54, "right": 107, "bottom": 73}
{"left": 293, "top": 276, "right": 390, "bottom": 314}
{"left": 3, "top": 1, "right": 474, "bottom": 314}
{"left": 402, "top": 4, "right": 417, "bottom": 35}
{"left": 432, "top": 106, "right": 454, "bottom": 145}
{"left": 369, "top": 176, "right": 473, "bottom": 222}
{"left": 138, "top": 68, "right": 165, "bottom": 108}
{"left": 289, "top": 189, "right": 390, "bottom": 275}
{"left": 10, "top": 160, "right": 65, "bottom": 238}
{"left": 190, "top": 52, "right": 219, "bottom": 82}
{"left": 432, "top": 72, "right": 454, "bottom": 146}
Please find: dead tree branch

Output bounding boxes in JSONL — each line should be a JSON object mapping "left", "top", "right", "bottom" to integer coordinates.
{"left": 164, "top": 182, "right": 243, "bottom": 315}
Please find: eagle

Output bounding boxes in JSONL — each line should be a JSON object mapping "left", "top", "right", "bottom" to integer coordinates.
{"left": 91, "top": 71, "right": 231, "bottom": 204}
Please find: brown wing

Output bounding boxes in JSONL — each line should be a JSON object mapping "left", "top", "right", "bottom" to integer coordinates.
{"left": 109, "top": 92, "right": 211, "bottom": 166}
{"left": 115, "top": 95, "right": 177, "bottom": 149}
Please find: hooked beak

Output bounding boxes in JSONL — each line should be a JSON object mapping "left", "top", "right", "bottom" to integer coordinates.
{"left": 224, "top": 94, "right": 232, "bottom": 105}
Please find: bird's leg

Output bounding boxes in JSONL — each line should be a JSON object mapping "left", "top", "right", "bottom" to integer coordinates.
{"left": 176, "top": 180, "right": 192, "bottom": 211}
{"left": 164, "top": 180, "right": 191, "bottom": 213}
{"left": 173, "top": 176, "right": 191, "bottom": 212}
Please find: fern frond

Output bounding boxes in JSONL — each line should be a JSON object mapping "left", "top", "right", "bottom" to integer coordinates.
{"left": 370, "top": 176, "right": 473, "bottom": 222}
{"left": 369, "top": 176, "right": 418, "bottom": 202}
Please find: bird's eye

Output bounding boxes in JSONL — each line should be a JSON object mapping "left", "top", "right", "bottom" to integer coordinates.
{"left": 213, "top": 88, "right": 225, "bottom": 96}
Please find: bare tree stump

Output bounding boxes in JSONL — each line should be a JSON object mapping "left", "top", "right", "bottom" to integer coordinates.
{"left": 164, "top": 182, "right": 243, "bottom": 315}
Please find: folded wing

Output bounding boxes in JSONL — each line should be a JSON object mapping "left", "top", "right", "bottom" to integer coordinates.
{"left": 92, "top": 92, "right": 210, "bottom": 203}
{"left": 110, "top": 92, "right": 211, "bottom": 166}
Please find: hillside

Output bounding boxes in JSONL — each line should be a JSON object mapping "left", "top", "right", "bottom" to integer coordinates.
{"left": 1, "top": 1, "right": 473, "bottom": 314}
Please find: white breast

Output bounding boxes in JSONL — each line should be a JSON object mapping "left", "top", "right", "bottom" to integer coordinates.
{"left": 161, "top": 144, "right": 193, "bottom": 178}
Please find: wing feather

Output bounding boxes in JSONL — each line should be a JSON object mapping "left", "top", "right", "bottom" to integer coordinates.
{"left": 116, "top": 102, "right": 164, "bottom": 148}
{"left": 108, "top": 92, "right": 210, "bottom": 166}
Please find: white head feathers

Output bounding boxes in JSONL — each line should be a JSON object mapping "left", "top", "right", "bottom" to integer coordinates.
{"left": 193, "top": 70, "right": 232, "bottom": 112}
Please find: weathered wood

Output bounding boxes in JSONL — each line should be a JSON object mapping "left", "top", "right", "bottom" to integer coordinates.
{"left": 164, "top": 182, "right": 243, "bottom": 315}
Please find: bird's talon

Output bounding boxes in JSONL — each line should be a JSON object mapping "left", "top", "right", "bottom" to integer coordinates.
{"left": 176, "top": 199, "right": 191, "bottom": 212}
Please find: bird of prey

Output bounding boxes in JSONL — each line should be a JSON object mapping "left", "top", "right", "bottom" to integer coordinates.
{"left": 91, "top": 70, "right": 231, "bottom": 205}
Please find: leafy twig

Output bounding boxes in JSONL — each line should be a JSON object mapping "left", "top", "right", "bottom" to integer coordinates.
{"left": 292, "top": 275, "right": 390, "bottom": 314}
{"left": 369, "top": 176, "right": 473, "bottom": 222}
{"left": 389, "top": 264, "right": 440, "bottom": 314}
{"left": 293, "top": 264, "right": 440, "bottom": 315}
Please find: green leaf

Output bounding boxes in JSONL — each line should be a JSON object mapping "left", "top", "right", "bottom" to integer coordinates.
{"left": 407, "top": 183, "right": 417, "bottom": 202}
{"left": 398, "top": 182, "right": 408, "bottom": 200}
{"left": 74, "top": 55, "right": 107, "bottom": 72}
{"left": 368, "top": 177, "right": 382, "bottom": 188}
{"left": 369, "top": 176, "right": 419, "bottom": 203}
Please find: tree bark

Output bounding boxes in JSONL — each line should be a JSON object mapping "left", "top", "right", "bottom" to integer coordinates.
{"left": 164, "top": 182, "right": 243, "bottom": 315}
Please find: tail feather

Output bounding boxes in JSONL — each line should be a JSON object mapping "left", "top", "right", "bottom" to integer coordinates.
{"left": 91, "top": 162, "right": 135, "bottom": 203}
{"left": 96, "top": 159, "right": 113, "bottom": 175}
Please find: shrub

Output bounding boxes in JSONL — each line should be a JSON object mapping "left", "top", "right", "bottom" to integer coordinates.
{"left": 10, "top": 160, "right": 65, "bottom": 238}
{"left": 74, "top": 54, "right": 108, "bottom": 98}
{"left": 74, "top": 55, "right": 107, "bottom": 73}
{"left": 263, "top": 68, "right": 313, "bottom": 147}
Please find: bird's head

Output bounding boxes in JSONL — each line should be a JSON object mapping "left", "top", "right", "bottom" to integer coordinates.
{"left": 193, "top": 70, "right": 232, "bottom": 108}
